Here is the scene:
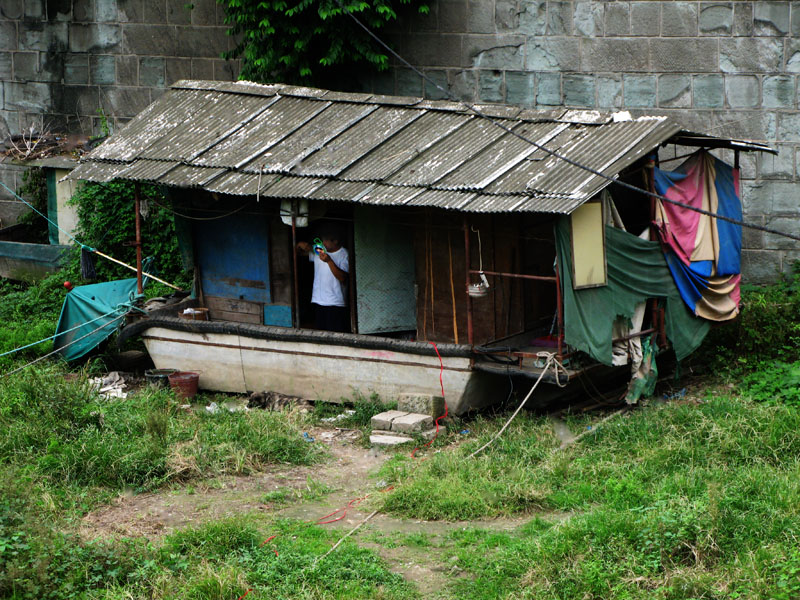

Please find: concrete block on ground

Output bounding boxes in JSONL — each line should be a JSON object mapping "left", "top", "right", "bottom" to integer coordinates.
{"left": 370, "top": 432, "right": 414, "bottom": 447}
{"left": 371, "top": 410, "right": 408, "bottom": 431}
{"left": 391, "top": 412, "right": 434, "bottom": 433}
{"left": 398, "top": 394, "right": 445, "bottom": 418}
{"left": 418, "top": 428, "right": 438, "bottom": 441}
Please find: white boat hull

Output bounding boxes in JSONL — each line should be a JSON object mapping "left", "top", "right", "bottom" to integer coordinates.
{"left": 142, "top": 327, "right": 493, "bottom": 414}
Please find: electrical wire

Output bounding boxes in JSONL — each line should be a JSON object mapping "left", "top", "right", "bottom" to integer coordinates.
{"left": 0, "top": 307, "right": 122, "bottom": 360}
{"left": 150, "top": 197, "right": 251, "bottom": 221}
{"left": 0, "top": 180, "right": 82, "bottom": 246}
{"left": 333, "top": 0, "right": 800, "bottom": 244}
{"left": 0, "top": 313, "right": 126, "bottom": 380}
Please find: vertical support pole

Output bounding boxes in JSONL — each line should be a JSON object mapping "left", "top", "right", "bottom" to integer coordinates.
{"left": 734, "top": 150, "right": 740, "bottom": 170}
{"left": 291, "top": 204, "right": 300, "bottom": 328}
{"left": 463, "top": 215, "right": 473, "bottom": 346}
{"left": 348, "top": 220, "right": 357, "bottom": 334}
{"left": 554, "top": 252, "right": 564, "bottom": 361}
{"left": 647, "top": 156, "right": 666, "bottom": 345}
{"left": 134, "top": 183, "right": 143, "bottom": 296}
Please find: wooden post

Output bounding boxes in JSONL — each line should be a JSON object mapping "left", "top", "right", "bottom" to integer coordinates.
{"left": 291, "top": 205, "right": 300, "bottom": 328}
{"left": 463, "top": 215, "right": 473, "bottom": 346}
{"left": 554, "top": 255, "right": 564, "bottom": 361}
{"left": 348, "top": 220, "right": 357, "bottom": 334}
{"left": 134, "top": 183, "right": 143, "bottom": 296}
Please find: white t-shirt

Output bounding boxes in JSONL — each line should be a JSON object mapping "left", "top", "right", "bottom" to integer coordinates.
{"left": 309, "top": 246, "right": 349, "bottom": 307}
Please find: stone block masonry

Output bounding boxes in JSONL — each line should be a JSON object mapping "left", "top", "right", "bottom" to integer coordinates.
{"left": 0, "top": 0, "right": 238, "bottom": 219}
{"left": 367, "top": 1, "right": 800, "bottom": 283}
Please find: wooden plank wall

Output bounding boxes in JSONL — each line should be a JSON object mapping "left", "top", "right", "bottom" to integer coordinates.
{"left": 414, "top": 210, "right": 557, "bottom": 346}
{"left": 205, "top": 295, "right": 262, "bottom": 324}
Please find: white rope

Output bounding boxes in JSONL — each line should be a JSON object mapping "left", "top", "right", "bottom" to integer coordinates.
{"left": 0, "top": 314, "right": 126, "bottom": 380}
{"left": 468, "top": 352, "right": 567, "bottom": 459}
{"left": 0, "top": 307, "right": 121, "bottom": 360}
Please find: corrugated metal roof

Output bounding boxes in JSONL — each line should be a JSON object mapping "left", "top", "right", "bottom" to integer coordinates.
{"left": 70, "top": 80, "right": 769, "bottom": 214}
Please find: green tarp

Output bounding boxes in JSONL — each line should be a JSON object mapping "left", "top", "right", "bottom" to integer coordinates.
{"left": 53, "top": 278, "right": 139, "bottom": 361}
{"left": 555, "top": 217, "right": 709, "bottom": 366}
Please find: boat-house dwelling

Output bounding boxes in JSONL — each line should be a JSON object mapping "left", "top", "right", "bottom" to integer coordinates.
{"left": 69, "top": 80, "right": 773, "bottom": 413}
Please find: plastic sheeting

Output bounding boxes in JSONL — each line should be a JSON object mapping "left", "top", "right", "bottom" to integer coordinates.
{"left": 53, "top": 278, "right": 140, "bottom": 361}
{"left": 556, "top": 217, "right": 709, "bottom": 366}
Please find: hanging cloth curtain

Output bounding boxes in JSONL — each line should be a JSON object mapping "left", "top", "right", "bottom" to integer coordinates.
{"left": 653, "top": 151, "right": 741, "bottom": 321}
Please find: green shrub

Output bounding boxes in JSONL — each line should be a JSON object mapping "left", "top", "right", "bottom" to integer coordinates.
{"left": 739, "top": 362, "right": 800, "bottom": 406}
{"left": 71, "top": 181, "right": 186, "bottom": 283}
{"left": 693, "top": 265, "right": 800, "bottom": 374}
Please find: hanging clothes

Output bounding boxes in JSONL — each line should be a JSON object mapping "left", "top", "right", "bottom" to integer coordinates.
{"left": 555, "top": 218, "right": 709, "bottom": 366}
{"left": 653, "top": 151, "right": 741, "bottom": 321}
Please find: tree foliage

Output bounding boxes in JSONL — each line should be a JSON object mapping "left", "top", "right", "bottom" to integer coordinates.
{"left": 218, "top": 0, "right": 429, "bottom": 86}
{"left": 71, "top": 181, "right": 187, "bottom": 284}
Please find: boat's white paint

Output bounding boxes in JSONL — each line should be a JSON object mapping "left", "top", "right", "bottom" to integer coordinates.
{"left": 143, "top": 327, "right": 482, "bottom": 412}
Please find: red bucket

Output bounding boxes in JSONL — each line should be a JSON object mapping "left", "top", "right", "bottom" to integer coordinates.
{"left": 168, "top": 371, "right": 200, "bottom": 399}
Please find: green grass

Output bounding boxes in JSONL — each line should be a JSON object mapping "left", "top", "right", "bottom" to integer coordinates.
{"left": 4, "top": 356, "right": 800, "bottom": 598}
{"left": 261, "top": 477, "right": 334, "bottom": 506}
{"left": 0, "top": 365, "right": 325, "bottom": 491}
{"left": 376, "top": 393, "right": 800, "bottom": 598}
{"left": 0, "top": 366, "right": 409, "bottom": 599}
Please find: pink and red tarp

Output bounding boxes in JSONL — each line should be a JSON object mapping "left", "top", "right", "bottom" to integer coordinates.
{"left": 653, "top": 151, "right": 741, "bottom": 321}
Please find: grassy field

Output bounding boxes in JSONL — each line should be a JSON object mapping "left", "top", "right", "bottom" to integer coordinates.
{"left": 0, "top": 365, "right": 413, "bottom": 599}
{"left": 378, "top": 390, "right": 800, "bottom": 598}
{"left": 2, "top": 360, "right": 800, "bottom": 599}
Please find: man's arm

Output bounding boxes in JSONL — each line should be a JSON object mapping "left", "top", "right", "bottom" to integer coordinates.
{"left": 319, "top": 251, "right": 347, "bottom": 282}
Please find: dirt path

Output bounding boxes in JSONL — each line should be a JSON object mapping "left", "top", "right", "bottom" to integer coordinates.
{"left": 80, "top": 425, "right": 555, "bottom": 597}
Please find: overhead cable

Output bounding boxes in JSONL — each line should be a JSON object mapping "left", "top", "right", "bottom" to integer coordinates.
{"left": 334, "top": 0, "right": 800, "bottom": 243}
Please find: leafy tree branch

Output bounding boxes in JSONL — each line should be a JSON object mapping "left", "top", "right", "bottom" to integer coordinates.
{"left": 218, "top": 0, "right": 429, "bottom": 86}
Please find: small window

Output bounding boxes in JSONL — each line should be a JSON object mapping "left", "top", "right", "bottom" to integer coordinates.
{"left": 570, "top": 201, "right": 607, "bottom": 289}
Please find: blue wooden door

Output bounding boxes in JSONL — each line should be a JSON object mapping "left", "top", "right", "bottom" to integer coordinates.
{"left": 195, "top": 212, "right": 271, "bottom": 303}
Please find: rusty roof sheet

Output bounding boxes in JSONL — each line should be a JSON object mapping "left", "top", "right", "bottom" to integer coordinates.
{"left": 70, "top": 80, "right": 769, "bottom": 214}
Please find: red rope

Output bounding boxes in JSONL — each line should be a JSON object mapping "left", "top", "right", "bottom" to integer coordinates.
{"left": 236, "top": 589, "right": 253, "bottom": 600}
{"left": 316, "top": 495, "right": 367, "bottom": 525}
{"left": 411, "top": 342, "right": 448, "bottom": 460}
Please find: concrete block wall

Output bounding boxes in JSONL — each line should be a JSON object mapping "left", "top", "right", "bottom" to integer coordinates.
{"left": 0, "top": 0, "right": 238, "bottom": 220}
{"left": 367, "top": 0, "right": 800, "bottom": 283}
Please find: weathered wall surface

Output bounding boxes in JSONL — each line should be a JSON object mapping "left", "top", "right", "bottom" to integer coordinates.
{"left": 0, "top": 0, "right": 237, "bottom": 225}
{"left": 368, "top": 1, "right": 800, "bottom": 282}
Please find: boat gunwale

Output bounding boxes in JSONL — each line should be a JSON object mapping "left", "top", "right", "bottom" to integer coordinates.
{"left": 120, "top": 316, "right": 473, "bottom": 358}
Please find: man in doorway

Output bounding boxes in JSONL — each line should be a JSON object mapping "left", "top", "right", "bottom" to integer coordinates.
{"left": 296, "top": 225, "right": 350, "bottom": 332}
